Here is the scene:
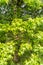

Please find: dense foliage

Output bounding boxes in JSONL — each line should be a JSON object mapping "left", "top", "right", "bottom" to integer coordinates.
{"left": 0, "top": 0, "right": 43, "bottom": 65}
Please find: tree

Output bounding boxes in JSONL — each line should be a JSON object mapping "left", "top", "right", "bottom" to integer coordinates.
{"left": 0, "top": 0, "right": 43, "bottom": 65}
